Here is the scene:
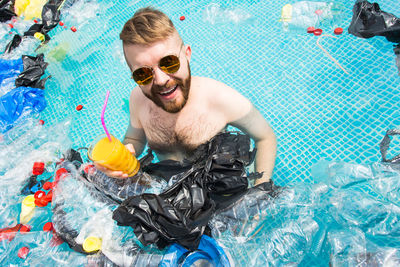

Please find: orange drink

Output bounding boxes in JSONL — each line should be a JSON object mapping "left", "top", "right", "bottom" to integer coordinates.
{"left": 88, "top": 135, "right": 140, "bottom": 177}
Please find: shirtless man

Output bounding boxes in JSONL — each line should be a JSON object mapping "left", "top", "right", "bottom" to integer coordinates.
{"left": 97, "top": 7, "right": 277, "bottom": 185}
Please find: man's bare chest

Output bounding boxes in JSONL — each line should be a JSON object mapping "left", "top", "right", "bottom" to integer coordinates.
{"left": 141, "top": 110, "right": 225, "bottom": 153}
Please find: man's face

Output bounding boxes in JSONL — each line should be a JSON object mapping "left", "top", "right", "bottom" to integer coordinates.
{"left": 123, "top": 33, "right": 192, "bottom": 113}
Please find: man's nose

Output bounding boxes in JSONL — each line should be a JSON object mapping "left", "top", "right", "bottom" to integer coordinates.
{"left": 152, "top": 67, "right": 170, "bottom": 86}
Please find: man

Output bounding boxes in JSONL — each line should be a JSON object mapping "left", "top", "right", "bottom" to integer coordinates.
{"left": 97, "top": 7, "right": 277, "bottom": 186}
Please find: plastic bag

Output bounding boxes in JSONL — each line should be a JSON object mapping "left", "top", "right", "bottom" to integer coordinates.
{"left": 0, "top": 86, "right": 46, "bottom": 133}
{"left": 113, "top": 132, "right": 263, "bottom": 250}
{"left": 15, "top": 54, "right": 49, "bottom": 89}
{"left": 348, "top": 0, "right": 400, "bottom": 43}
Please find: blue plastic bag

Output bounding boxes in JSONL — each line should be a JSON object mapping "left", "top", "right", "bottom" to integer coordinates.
{"left": 0, "top": 87, "right": 46, "bottom": 133}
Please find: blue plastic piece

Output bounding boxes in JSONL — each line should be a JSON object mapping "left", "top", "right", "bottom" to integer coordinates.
{"left": 0, "top": 86, "right": 46, "bottom": 133}
{"left": 160, "top": 235, "right": 230, "bottom": 267}
{"left": 0, "top": 58, "right": 23, "bottom": 84}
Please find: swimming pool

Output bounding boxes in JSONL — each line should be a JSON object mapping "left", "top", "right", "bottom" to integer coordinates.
{"left": 1, "top": 0, "right": 400, "bottom": 266}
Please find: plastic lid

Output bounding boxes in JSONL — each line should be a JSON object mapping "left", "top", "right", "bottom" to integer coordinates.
{"left": 43, "top": 222, "right": 53, "bottom": 232}
{"left": 334, "top": 27, "right": 343, "bottom": 35}
{"left": 83, "top": 236, "right": 102, "bottom": 252}
{"left": 20, "top": 225, "right": 31, "bottom": 233}
{"left": 34, "top": 190, "right": 45, "bottom": 200}
{"left": 307, "top": 27, "right": 315, "bottom": 33}
{"left": 22, "top": 195, "right": 36, "bottom": 207}
{"left": 34, "top": 32, "right": 45, "bottom": 42}
{"left": 34, "top": 198, "right": 48, "bottom": 207}
{"left": 313, "top": 29, "right": 323, "bottom": 36}
{"left": 18, "top": 247, "right": 30, "bottom": 259}
{"left": 43, "top": 182, "right": 53, "bottom": 190}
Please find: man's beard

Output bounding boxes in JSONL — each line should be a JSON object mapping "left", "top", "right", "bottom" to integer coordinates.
{"left": 143, "top": 64, "right": 191, "bottom": 113}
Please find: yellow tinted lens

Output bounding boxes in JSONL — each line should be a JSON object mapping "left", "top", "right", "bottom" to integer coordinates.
{"left": 159, "top": 55, "right": 180, "bottom": 73}
{"left": 132, "top": 67, "right": 153, "bottom": 85}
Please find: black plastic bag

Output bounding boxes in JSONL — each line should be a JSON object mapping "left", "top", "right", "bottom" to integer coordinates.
{"left": 348, "top": 0, "right": 400, "bottom": 43}
{"left": 4, "top": 34, "right": 21, "bottom": 54}
{"left": 380, "top": 129, "right": 400, "bottom": 163}
{"left": 0, "top": 0, "right": 15, "bottom": 22}
{"left": 15, "top": 54, "right": 49, "bottom": 89}
{"left": 113, "top": 132, "right": 263, "bottom": 250}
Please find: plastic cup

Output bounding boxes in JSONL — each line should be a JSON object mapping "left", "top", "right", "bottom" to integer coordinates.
{"left": 88, "top": 134, "right": 140, "bottom": 177}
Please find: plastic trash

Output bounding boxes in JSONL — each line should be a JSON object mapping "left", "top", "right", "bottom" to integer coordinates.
{"left": 15, "top": 54, "right": 49, "bottom": 89}
{"left": 0, "top": 5, "right": 16, "bottom": 22}
{"left": 202, "top": 3, "right": 253, "bottom": 25}
{"left": 113, "top": 132, "right": 263, "bottom": 250}
{"left": 348, "top": 0, "right": 400, "bottom": 75}
{"left": 14, "top": 0, "right": 48, "bottom": 21}
{"left": 0, "top": 86, "right": 46, "bottom": 133}
{"left": 279, "top": 1, "right": 343, "bottom": 31}
{"left": 0, "top": 58, "right": 23, "bottom": 96}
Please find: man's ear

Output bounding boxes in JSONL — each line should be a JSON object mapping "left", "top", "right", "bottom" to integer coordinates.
{"left": 184, "top": 45, "right": 192, "bottom": 62}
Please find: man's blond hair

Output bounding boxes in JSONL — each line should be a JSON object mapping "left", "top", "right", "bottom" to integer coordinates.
{"left": 120, "top": 7, "right": 178, "bottom": 45}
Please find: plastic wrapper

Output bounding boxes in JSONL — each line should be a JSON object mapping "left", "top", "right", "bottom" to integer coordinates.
{"left": 113, "top": 132, "right": 262, "bottom": 250}
{"left": 0, "top": 57, "right": 23, "bottom": 96}
{"left": 0, "top": 86, "right": 46, "bottom": 133}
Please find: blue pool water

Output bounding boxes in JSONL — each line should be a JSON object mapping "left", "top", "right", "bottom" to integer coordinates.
{"left": 1, "top": 0, "right": 400, "bottom": 266}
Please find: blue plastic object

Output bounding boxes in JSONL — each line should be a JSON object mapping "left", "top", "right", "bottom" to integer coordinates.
{"left": 0, "top": 87, "right": 46, "bottom": 133}
{"left": 0, "top": 58, "right": 23, "bottom": 84}
{"left": 160, "top": 235, "right": 231, "bottom": 267}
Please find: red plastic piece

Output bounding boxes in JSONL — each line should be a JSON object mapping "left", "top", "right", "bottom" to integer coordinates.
{"left": 59, "top": 21, "right": 64, "bottom": 26}
{"left": 307, "top": 27, "right": 315, "bottom": 33}
{"left": 55, "top": 168, "right": 68, "bottom": 182}
{"left": 42, "top": 181, "right": 53, "bottom": 190}
{"left": 8, "top": 24, "right": 13, "bottom": 28}
{"left": 43, "top": 190, "right": 53, "bottom": 202}
{"left": 34, "top": 190, "right": 45, "bottom": 200}
{"left": 19, "top": 225, "right": 31, "bottom": 233}
{"left": 71, "top": 26, "right": 77, "bottom": 32}
{"left": 50, "top": 233, "right": 64, "bottom": 246}
{"left": 334, "top": 27, "right": 343, "bottom": 35}
{"left": 84, "top": 164, "right": 95, "bottom": 175}
{"left": 0, "top": 224, "right": 23, "bottom": 241}
{"left": 76, "top": 104, "right": 83, "bottom": 111}
{"left": 18, "top": 247, "right": 30, "bottom": 259}
{"left": 43, "top": 222, "right": 53, "bottom": 232}
{"left": 313, "top": 29, "right": 323, "bottom": 36}
{"left": 180, "top": 16, "right": 185, "bottom": 21}
{"left": 32, "top": 162, "right": 45, "bottom": 175}
{"left": 33, "top": 19, "right": 38, "bottom": 23}
{"left": 39, "top": 120, "right": 44, "bottom": 125}
{"left": 63, "top": 26, "right": 67, "bottom": 29}
{"left": 34, "top": 198, "right": 48, "bottom": 207}
{"left": 12, "top": 18, "right": 17, "bottom": 23}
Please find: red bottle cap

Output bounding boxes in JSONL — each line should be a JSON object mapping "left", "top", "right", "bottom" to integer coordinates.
{"left": 32, "top": 162, "right": 45, "bottom": 175}
{"left": 43, "top": 222, "right": 53, "bottom": 232}
{"left": 313, "top": 29, "right": 323, "bottom": 36}
{"left": 39, "top": 120, "right": 44, "bottom": 125}
{"left": 34, "top": 198, "right": 48, "bottom": 207}
{"left": 71, "top": 26, "right": 77, "bottom": 32}
{"left": 33, "top": 19, "right": 38, "bottom": 23}
{"left": 334, "top": 27, "right": 343, "bottom": 35}
{"left": 307, "top": 27, "right": 315, "bottom": 33}
{"left": 84, "top": 164, "right": 95, "bottom": 175}
{"left": 18, "top": 247, "right": 30, "bottom": 259}
{"left": 76, "top": 104, "right": 83, "bottom": 111}
{"left": 180, "top": 16, "right": 185, "bottom": 21}
{"left": 59, "top": 21, "right": 64, "bottom": 26}
{"left": 8, "top": 24, "right": 13, "bottom": 28}
{"left": 42, "top": 181, "right": 53, "bottom": 190}
{"left": 34, "top": 190, "right": 45, "bottom": 200}
{"left": 43, "top": 190, "right": 53, "bottom": 202}
{"left": 19, "top": 225, "right": 31, "bottom": 233}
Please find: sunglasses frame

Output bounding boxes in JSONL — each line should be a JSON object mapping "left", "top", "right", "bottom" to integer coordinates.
{"left": 131, "top": 43, "right": 185, "bottom": 85}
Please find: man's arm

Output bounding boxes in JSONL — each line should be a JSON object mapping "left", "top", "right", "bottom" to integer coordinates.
{"left": 230, "top": 106, "right": 277, "bottom": 185}
{"left": 123, "top": 87, "right": 147, "bottom": 157}
{"left": 212, "top": 79, "right": 277, "bottom": 185}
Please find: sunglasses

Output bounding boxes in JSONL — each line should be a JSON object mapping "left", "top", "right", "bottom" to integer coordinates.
{"left": 131, "top": 44, "right": 184, "bottom": 85}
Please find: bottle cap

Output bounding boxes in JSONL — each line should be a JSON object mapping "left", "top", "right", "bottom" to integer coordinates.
{"left": 33, "top": 32, "right": 45, "bottom": 42}
{"left": 334, "top": 27, "right": 343, "bottom": 35}
{"left": 20, "top": 225, "right": 31, "bottom": 233}
{"left": 43, "top": 222, "right": 53, "bottom": 232}
{"left": 83, "top": 236, "right": 102, "bottom": 252}
{"left": 22, "top": 195, "right": 36, "bottom": 207}
{"left": 18, "top": 247, "right": 30, "bottom": 259}
{"left": 34, "top": 190, "right": 45, "bottom": 200}
{"left": 313, "top": 29, "right": 323, "bottom": 36}
{"left": 307, "top": 27, "right": 315, "bottom": 33}
{"left": 43, "top": 182, "right": 53, "bottom": 190}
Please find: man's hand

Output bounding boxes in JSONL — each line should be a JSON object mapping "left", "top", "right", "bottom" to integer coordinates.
{"left": 93, "top": 144, "right": 136, "bottom": 179}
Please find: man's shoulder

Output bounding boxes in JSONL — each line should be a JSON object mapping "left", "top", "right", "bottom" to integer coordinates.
{"left": 193, "top": 76, "right": 233, "bottom": 96}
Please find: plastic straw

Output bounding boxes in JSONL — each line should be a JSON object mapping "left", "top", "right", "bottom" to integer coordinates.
{"left": 101, "top": 90, "right": 112, "bottom": 142}
{"left": 316, "top": 34, "right": 349, "bottom": 74}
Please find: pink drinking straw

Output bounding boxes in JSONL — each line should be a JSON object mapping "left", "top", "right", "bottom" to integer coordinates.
{"left": 101, "top": 90, "right": 112, "bottom": 142}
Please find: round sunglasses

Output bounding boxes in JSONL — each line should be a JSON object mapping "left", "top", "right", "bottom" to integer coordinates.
{"left": 131, "top": 44, "right": 184, "bottom": 85}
